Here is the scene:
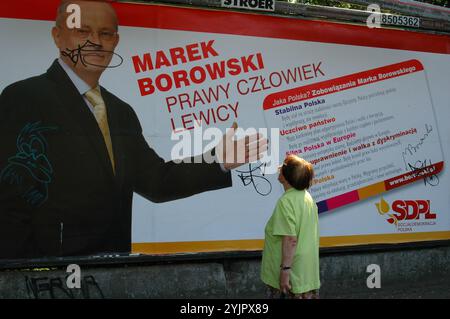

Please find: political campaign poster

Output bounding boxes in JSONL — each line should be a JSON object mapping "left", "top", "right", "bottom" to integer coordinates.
{"left": 0, "top": 0, "right": 449, "bottom": 260}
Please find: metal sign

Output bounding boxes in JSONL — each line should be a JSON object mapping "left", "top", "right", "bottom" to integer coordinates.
{"left": 221, "top": 0, "right": 275, "bottom": 12}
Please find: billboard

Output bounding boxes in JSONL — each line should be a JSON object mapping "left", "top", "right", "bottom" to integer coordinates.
{"left": 0, "top": 0, "right": 449, "bottom": 260}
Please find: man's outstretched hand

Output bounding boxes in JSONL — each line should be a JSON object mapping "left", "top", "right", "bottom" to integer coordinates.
{"left": 216, "top": 122, "right": 269, "bottom": 171}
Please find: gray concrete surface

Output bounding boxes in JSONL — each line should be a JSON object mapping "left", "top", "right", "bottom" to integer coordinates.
{"left": 1, "top": 245, "right": 449, "bottom": 298}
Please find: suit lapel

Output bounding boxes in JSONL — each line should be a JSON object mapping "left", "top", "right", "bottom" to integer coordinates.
{"left": 45, "top": 60, "right": 116, "bottom": 184}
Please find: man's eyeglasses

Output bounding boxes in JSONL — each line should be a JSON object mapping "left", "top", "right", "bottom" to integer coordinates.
{"left": 69, "top": 27, "right": 118, "bottom": 42}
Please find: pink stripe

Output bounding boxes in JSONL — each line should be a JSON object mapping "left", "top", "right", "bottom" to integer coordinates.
{"left": 327, "top": 191, "right": 360, "bottom": 210}
{"left": 0, "top": 1, "right": 449, "bottom": 54}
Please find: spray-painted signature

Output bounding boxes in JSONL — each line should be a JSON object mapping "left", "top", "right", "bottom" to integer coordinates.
{"left": 236, "top": 163, "right": 272, "bottom": 196}
{"left": 401, "top": 124, "right": 433, "bottom": 170}
{"left": 402, "top": 124, "right": 440, "bottom": 187}
{"left": 407, "top": 159, "right": 440, "bottom": 187}
{"left": 61, "top": 40, "right": 123, "bottom": 68}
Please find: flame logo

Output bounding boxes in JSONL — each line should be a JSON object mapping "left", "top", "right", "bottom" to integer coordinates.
{"left": 375, "top": 198, "right": 390, "bottom": 215}
{"left": 375, "top": 198, "right": 398, "bottom": 226}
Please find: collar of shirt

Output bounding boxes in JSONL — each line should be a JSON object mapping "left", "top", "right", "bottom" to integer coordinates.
{"left": 57, "top": 58, "right": 93, "bottom": 95}
{"left": 57, "top": 58, "right": 96, "bottom": 114}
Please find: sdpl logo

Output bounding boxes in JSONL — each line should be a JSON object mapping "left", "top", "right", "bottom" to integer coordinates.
{"left": 376, "top": 198, "right": 437, "bottom": 232}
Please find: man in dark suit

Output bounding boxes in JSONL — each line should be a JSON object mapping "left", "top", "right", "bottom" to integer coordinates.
{"left": 0, "top": 0, "right": 267, "bottom": 260}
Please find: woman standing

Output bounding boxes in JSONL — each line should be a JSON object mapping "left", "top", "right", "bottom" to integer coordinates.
{"left": 261, "top": 155, "right": 320, "bottom": 299}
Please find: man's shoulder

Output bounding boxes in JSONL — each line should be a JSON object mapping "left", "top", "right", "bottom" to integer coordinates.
{"left": 100, "top": 87, "right": 128, "bottom": 106}
{"left": 1, "top": 72, "right": 51, "bottom": 98}
{"left": 100, "top": 87, "right": 140, "bottom": 120}
{"left": 0, "top": 73, "right": 53, "bottom": 117}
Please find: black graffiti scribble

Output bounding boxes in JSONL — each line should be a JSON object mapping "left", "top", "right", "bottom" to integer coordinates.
{"left": 400, "top": 124, "right": 440, "bottom": 187}
{"left": 81, "top": 276, "right": 105, "bottom": 299}
{"left": 25, "top": 275, "right": 104, "bottom": 299}
{"left": 26, "top": 276, "right": 73, "bottom": 299}
{"left": 61, "top": 40, "right": 123, "bottom": 68}
{"left": 401, "top": 123, "right": 433, "bottom": 170}
{"left": 407, "top": 159, "right": 440, "bottom": 187}
{"left": 236, "top": 163, "right": 272, "bottom": 196}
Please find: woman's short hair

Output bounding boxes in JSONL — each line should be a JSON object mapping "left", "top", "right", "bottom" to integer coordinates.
{"left": 281, "top": 155, "right": 314, "bottom": 190}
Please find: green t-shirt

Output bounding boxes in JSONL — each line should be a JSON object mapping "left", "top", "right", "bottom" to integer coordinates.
{"left": 261, "top": 188, "right": 320, "bottom": 294}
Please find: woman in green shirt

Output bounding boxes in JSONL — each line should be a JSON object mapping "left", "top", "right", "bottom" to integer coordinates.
{"left": 261, "top": 155, "right": 320, "bottom": 299}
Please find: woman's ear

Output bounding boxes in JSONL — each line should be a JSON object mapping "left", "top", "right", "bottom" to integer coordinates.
{"left": 279, "top": 171, "right": 286, "bottom": 183}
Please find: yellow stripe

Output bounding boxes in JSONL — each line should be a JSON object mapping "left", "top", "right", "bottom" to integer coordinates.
{"left": 132, "top": 231, "right": 450, "bottom": 254}
{"left": 320, "top": 231, "right": 450, "bottom": 247}
{"left": 358, "top": 182, "right": 385, "bottom": 200}
{"left": 132, "top": 239, "right": 264, "bottom": 254}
